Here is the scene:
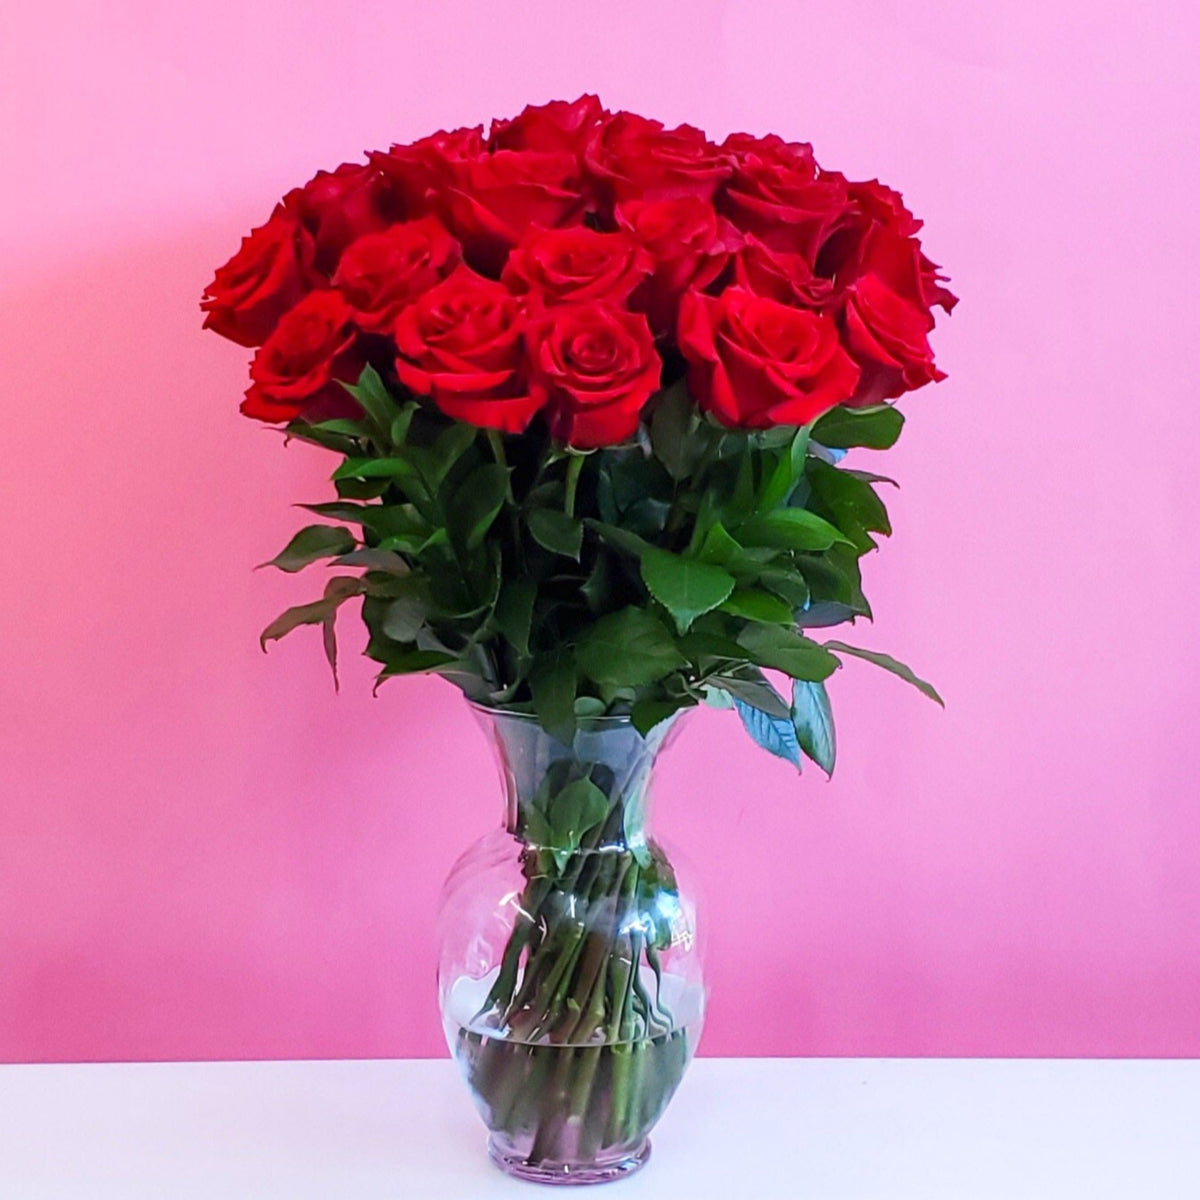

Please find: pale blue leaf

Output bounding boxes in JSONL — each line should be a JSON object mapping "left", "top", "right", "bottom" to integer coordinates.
{"left": 792, "top": 679, "right": 836, "bottom": 777}
{"left": 735, "top": 699, "right": 802, "bottom": 771}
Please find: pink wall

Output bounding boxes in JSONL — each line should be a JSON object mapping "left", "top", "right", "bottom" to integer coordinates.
{"left": 2, "top": 0, "right": 1198, "bottom": 1063}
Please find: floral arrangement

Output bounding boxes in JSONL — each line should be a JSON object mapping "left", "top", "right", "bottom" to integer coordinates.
{"left": 202, "top": 96, "right": 955, "bottom": 1180}
{"left": 202, "top": 94, "right": 953, "bottom": 772}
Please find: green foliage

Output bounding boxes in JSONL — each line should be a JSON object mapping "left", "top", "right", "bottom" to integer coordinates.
{"left": 259, "top": 524, "right": 355, "bottom": 573}
{"left": 639, "top": 547, "right": 735, "bottom": 633}
{"left": 575, "top": 608, "right": 686, "bottom": 688}
{"left": 711, "top": 670, "right": 791, "bottom": 718}
{"left": 737, "top": 623, "right": 841, "bottom": 681}
{"left": 525, "top": 774, "right": 610, "bottom": 872}
{"left": 736, "top": 508, "right": 852, "bottom": 552}
{"left": 529, "top": 652, "right": 577, "bottom": 745}
{"left": 447, "top": 463, "right": 509, "bottom": 552}
{"left": 261, "top": 367, "right": 938, "bottom": 772}
{"left": 823, "top": 641, "right": 945, "bottom": 706}
{"left": 811, "top": 403, "right": 904, "bottom": 450}
{"left": 526, "top": 508, "right": 584, "bottom": 560}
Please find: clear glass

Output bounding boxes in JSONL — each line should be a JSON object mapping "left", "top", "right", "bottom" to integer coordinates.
{"left": 437, "top": 706, "right": 705, "bottom": 1185}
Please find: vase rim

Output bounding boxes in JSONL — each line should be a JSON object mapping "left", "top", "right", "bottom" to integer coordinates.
{"left": 467, "top": 701, "right": 696, "bottom": 742}
{"left": 467, "top": 699, "right": 648, "bottom": 729}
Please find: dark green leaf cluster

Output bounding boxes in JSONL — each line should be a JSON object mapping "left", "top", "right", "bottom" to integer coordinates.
{"left": 261, "top": 366, "right": 942, "bottom": 771}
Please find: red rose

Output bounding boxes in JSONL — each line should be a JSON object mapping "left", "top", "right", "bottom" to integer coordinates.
{"left": 200, "top": 210, "right": 318, "bottom": 348}
{"left": 585, "top": 112, "right": 732, "bottom": 204}
{"left": 439, "top": 150, "right": 588, "bottom": 277}
{"left": 615, "top": 196, "right": 741, "bottom": 334}
{"left": 733, "top": 235, "right": 835, "bottom": 309}
{"left": 489, "top": 95, "right": 607, "bottom": 155}
{"left": 501, "top": 225, "right": 651, "bottom": 309}
{"left": 718, "top": 134, "right": 850, "bottom": 260}
{"left": 838, "top": 226, "right": 950, "bottom": 403}
{"left": 677, "top": 287, "right": 859, "bottom": 428}
{"left": 812, "top": 177, "right": 955, "bottom": 312}
{"left": 844, "top": 177, "right": 922, "bottom": 238}
{"left": 722, "top": 131, "right": 817, "bottom": 174}
{"left": 917, "top": 251, "right": 958, "bottom": 317}
{"left": 369, "top": 126, "right": 486, "bottom": 220}
{"left": 393, "top": 266, "right": 540, "bottom": 432}
{"left": 332, "top": 217, "right": 461, "bottom": 333}
{"left": 281, "top": 163, "right": 392, "bottom": 276}
{"left": 242, "top": 290, "right": 362, "bottom": 423}
{"left": 526, "top": 304, "right": 662, "bottom": 448}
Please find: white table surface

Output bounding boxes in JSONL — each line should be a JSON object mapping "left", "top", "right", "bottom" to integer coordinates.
{"left": 0, "top": 1057, "right": 1196, "bottom": 1198}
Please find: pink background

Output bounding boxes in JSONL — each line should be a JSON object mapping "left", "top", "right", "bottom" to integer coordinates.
{"left": 2, "top": 0, "right": 1198, "bottom": 1063}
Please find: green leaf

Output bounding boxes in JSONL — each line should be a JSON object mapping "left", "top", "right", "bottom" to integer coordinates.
{"left": 390, "top": 402, "right": 419, "bottom": 447}
{"left": 299, "top": 502, "right": 425, "bottom": 540}
{"left": 758, "top": 426, "right": 811, "bottom": 509}
{"left": 737, "top": 508, "right": 852, "bottom": 552}
{"left": 737, "top": 624, "right": 840, "bottom": 681}
{"left": 585, "top": 520, "right": 654, "bottom": 560}
{"left": 526, "top": 509, "right": 584, "bottom": 560}
{"left": 823, "top": 641, "right": 944, "bottom": 706}
{"left": 758, "top": 569, "right": 811, "bottom": 609}
{"left": 796, "top": 545, "right": 871, "bottom": 617}
{"left": 309, "top": 418, "right": 369, "bottom": 437}
{"left": 380, "top": 580, "right": 428, "bottom": 643}
{"left": 845, "top": 468, "right": 899, "bottom": 488}
{"left": 580, "top": 553, "right": 613, "bottom": 613}
{"left": 372, "top": 649, "right": 458, "bottom": 690}
{"left": 341, "top": 364, "right": 399, "bottom": 435}
{"left": 426, "top": 421, "right": 480, "bottom": 488}
{"left": 648, "top": 379, "right": 705, "bottom": 479}
{"left": 807, "top": 458, "right": 892, "bottom": 550}
{"left": 519, "top": 805, "right": 556, "bottom": 853}
{"left": 333, "top": 476, "right": 391, "bottom": 500}
{"left": 677, "top": 629, "right": 751, "bottom": 664}
{"left": 640, "top": 547, "right": 736, "bottom": 633}
{"left": 631, "top": 696, "right": 695, "bottom": 736}
{"left": 258, "top": 525, "right": 355, "bottom": 573}
{"left": 696, "top": 522, "right": 742, "bottom": 566}
{"left": 284, "top": 421, "right": 361, "bottom": 454}
{"left": 259, "top": 576, "right": 364, "bottom": 652}
{"left": 527, "top": 775, "right": 611, "bottom": 872}
{"left": 596, "top": 447, "right": 673, "bottom": 524}
{"left": 381, "top": 527, "right": 447, "bottom": 557}
{"left": 575, "top": 608, "right": 686, "bottom": 688}
{"left": 811, "top": 404, "right": 904, "bottom": 450}
{"left": 332, "top": 548, "right": 408, "bottom": 573}
{"left": 795, "top": 600, "right": 859, "bottom": 628}
{"left": 331, "top": 456, "right": 417, "bottom": 481}
{"left": 495, "top": 578, "right": 536, "bottom": 657}
{"left": 447, "top": 462, "right": 509, "bottom": 551}
{"left": 792, "top": 679, "right": 836, "bottom": 777}
{"left": 711, "top": 671, "right": 791, "bottom": 719}
{"left": 529, "top": 652, "right": 577, "bottom": 744}
{"left": 548, "top": 777, "right": 609, "bottom": 846}
{"left": 718, "top": 588, "right": 794, "bottom": 624}
{"left": 730, "top": 451, "right": 756, "bottom": 519}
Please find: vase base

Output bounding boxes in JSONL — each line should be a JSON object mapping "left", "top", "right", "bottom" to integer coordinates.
{"left": 487, "top": 1135, "right": 651, "bottom": 1186}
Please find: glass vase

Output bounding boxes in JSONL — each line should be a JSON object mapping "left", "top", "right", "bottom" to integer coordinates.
{"left": 436, "top": 705, "right": 705, "bottom": 1185}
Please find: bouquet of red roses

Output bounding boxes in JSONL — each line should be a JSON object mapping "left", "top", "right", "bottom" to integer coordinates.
{"left": 202, "top": 92, "right": 953, "bottom": 768}
{"left": 203, "top": 97, "right": 954, "bottom": 1181}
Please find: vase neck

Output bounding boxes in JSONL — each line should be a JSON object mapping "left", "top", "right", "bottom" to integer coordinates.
{"left": 475, "top": 709, "right": 678, "bottom": 851}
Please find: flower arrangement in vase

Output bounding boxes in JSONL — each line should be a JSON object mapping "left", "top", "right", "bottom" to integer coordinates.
{"left": 203, "top": 94, "right": 953, "bottom": 1184}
